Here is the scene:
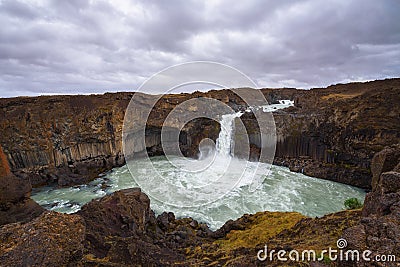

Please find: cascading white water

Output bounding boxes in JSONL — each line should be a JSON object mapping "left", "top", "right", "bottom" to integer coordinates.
{"left": 216, "top": 112, "right": 243, "bottom": 157}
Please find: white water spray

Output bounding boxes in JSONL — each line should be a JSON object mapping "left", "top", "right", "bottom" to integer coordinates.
{"left": 216, "top": 112, "right": 243, "bottom": 157}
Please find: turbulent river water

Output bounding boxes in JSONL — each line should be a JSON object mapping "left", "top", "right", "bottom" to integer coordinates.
{"left": 31, "top": 101, "right": 366, "bottom": 230}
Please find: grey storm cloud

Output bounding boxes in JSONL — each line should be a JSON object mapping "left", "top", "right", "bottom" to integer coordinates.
{"left": 0, "top": 0, "right": 399, "bottom": 97}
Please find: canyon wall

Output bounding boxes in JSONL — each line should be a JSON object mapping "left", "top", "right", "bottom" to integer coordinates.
{"left": 0, "top": 92, "right": 223, "bottom": 187}
{"left": 0, "top": 78, "right": 399, "bottom": 189}
{"left": 0, "top": 93, "right": 130, "bottom": 186}
{"left": 263, "top": 79, "right": 400, "bottom": 189}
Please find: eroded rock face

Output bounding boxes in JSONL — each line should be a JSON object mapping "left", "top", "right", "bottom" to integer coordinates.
{"left": 0, "top": 145, "right": 43, "bottom": 226}
{"left": 340, "top": 146, "right": 400, "bottom": 267}
{"left": 267, "top": 79, "right": 400, "bottom": 189}
{"left": 370, "top": 145, "right": 400, "bottom": 190}
{"left": 0, "top": 94, "right": 131, "bottom": 187}
{"left": 0, "top": 93, "right": 224, "bottom": 187}
{"left": 0, "top": 145, "right": 30, "bottom": 205}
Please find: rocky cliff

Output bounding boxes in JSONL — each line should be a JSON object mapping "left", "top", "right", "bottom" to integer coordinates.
{"left": 0, "top": 92, "right": 223, "bottom": 187}
{"left": 262, "top": 78, "right": 400, "bottom": 189}
{"left": 0, "top": 78, "right": 399, "bottom": 189}
{"left": 0, "top": 145, "right": 43, "bottom": 226}
{"left": 339, "top": 145, "right": 400, "bottom": 267}
{"left": 0, "top": 93, "right": 130, "bottom": 187}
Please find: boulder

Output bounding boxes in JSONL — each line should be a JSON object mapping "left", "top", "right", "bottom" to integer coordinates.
{"left": 77, "top": 188, "right": 211, "bottom": 265}
{"left": 76, "top": 188, "right": 216, "bottom": 265}
{"left": 78, "top": 188, "right": 154, "bottom": 236}
{"left": 371, "top": 145, "right": 400, "bottom": 190}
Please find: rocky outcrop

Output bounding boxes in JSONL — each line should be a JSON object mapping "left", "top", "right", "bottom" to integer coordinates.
{"left": 189, "top": 210, "right": 361, "bottom": 266}
{"left": 77, "top": 188, "right": 213, "bottom": 266}
{"left": 340, "top": 146, "right": 400, "bottom": 266}
{"left": 0, "top": 188, "right": 210, "bottom": 266}
{"left": 370, "top": 144, "right": 400, "bottom": 190}
{"left": 0, "top": 145, "right": 43, "bottom": 226}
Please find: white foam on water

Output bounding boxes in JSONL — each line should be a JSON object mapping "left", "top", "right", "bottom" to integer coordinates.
{"left": 31, "top": 157, "right": 366, "bottom": 230}
{"left": 245, "top": 99, "right": 294, "bottom": 113}
{"left": 261, "top": 99, "right": 294, "bottom": 112}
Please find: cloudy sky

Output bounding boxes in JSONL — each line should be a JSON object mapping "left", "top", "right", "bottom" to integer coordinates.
{"left": 0, "top": 0, "right": 399, "bottom": 97}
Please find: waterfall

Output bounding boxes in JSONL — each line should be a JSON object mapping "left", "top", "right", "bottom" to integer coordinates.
{"left": 215, "top": 100, "right": 294, "bottom": 157}
{"left": 216, "top": 112, "right": 243, "bottom": 157}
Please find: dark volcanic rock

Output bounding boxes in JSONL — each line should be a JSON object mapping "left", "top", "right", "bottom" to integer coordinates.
{"left": 78, "top": 188, "right": 153, "bottom": 235}
{"left": 340, "top": 147, "right": 400, "bottom": 267}
{"left": 77, "top": 188, "right": 156, "bottom": 258}
{"left": 0, "top": 198, "right": 44, "bottom": 226}
{"left": 0, "top": 145, "right": 43, "bottom": 226}
{"left": 0, "top": 211, "right": 85, "bottom": 266}
{"left": 0, "top": 145, "right": 30, "bottom": 204}
{"left": 77, "top": 188, "right": 212, "bottom": 265}
{"left": 268, "top": 79, "right": 400, "bottom": 189}
{"left": 0, "top": 93, "right": 131, "bottom": 187}
{"left": 371, "top": 144, "right": 400, "bottom": 190}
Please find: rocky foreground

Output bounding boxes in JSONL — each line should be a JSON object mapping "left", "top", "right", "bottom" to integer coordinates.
{"left": 0, "top": 143, "right": 399, "bottom": 266}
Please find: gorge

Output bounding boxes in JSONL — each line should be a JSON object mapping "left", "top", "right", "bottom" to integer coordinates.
{"left": 30, "top": 106, "right": 365, "bottom": 230}
{"left": 1, "top": 78, "right": 399, "bottom": 190}
{"left": 0, "top": 78, "right": 400, "bottom": 266}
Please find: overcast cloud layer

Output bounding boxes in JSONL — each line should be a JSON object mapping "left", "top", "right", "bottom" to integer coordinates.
{"left": 0, "top": 0, "right": 399, "bottom": 97}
